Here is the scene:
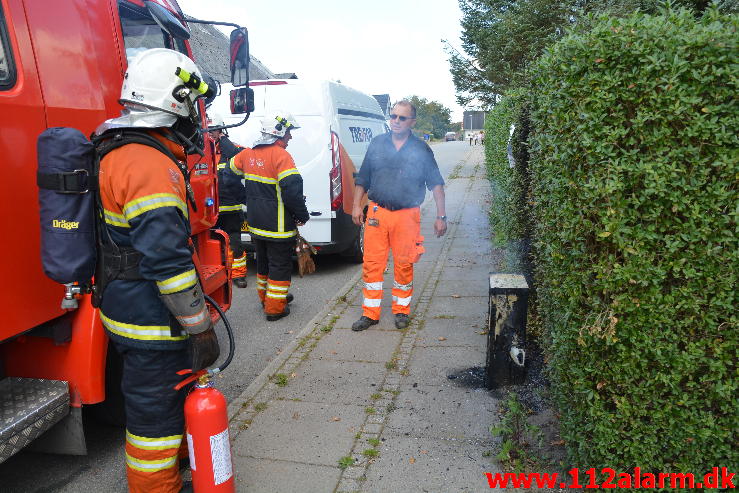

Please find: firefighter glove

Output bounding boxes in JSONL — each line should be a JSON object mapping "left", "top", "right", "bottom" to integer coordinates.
{"left": 160, "top": 283, "right": 211, "bottom": 335}
{"left": 189, "top": 327, "right": 220, "bottom": 371}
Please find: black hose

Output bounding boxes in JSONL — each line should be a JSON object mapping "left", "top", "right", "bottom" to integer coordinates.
{"left": 204, "top": 294, "right": 235, "bottom": 374}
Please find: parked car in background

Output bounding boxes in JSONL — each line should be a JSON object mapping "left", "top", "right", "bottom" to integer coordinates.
{"left": 445, "top": 131, "right": 457, "bottom": 142}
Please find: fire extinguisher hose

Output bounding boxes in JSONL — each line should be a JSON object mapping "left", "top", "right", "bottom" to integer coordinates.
{"left": 204, "top": 293, "right": 235, "bottom": 375}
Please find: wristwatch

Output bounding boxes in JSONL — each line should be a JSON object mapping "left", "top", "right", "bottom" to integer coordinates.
{"left": 437, "top": 216, "right": 447, "bottom": 221}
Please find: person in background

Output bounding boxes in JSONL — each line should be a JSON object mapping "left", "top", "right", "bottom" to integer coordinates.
{"left": 209, "top": 112, "right": 248, "bottom": 288}
{"left": 229, "top": 112, "right": 309, "bottom": 321}
{"left": 350, "top": 100, "right": 447, "bottom": 332}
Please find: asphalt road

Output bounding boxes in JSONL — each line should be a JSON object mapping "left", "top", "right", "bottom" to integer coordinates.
{"left": 0, "top": 140, "right": 472, "bottom": 493}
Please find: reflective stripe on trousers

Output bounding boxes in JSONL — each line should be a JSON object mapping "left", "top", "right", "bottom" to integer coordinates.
{"left": 256, "top": 274, "right": 268, "bottom": 304}
{"left": 232, "top": 252, "right": 247, "bottom": 278}
{"left": 265, "top": 279, "right": 290, "bottom": 315}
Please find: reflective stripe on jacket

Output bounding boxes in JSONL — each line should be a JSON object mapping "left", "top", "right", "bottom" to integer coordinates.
{"left": 230, "top": 143, "right": 309, "bottom": 241}
{"left": 98, "top": 131, "right": 195, "bottom": 349}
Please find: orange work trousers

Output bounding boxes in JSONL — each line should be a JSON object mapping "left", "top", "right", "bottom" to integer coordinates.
{"left": 362, "top": 202, "right": 424, "bottom": 320}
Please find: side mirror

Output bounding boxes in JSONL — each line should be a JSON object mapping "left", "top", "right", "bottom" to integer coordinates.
{"left": 229, "top": 28, "right": 250, "bottom": 87}
{"left": 230, "top": 87, "right": 254, "bottom": 114}
{"left": 144, "top": 1, "right": 190, "bottom": 40}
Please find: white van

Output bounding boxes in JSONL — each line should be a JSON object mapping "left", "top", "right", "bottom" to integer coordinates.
{"left": 213, "top": 79, "right": 388, "bottom": 261}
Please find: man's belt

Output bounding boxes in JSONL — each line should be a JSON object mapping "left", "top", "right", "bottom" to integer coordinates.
{"left": 374, "top": 201, "right": 413, "bottom": 211}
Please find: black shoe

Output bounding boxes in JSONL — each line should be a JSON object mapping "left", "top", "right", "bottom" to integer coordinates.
{"left": 352, "top": 316, "right": 379, "bottom": 332}
{"left": 286, "top": 293, "right": 294, "bottom": 304}
{"left": 266, "top": 305, "right": 290, "bottom": 322}
{"left": 179, "top": 480, "right": 194, "bottom": 493}
{"left": 233, "top": 277, "right": 248, "bottom": 288}
{"left": 394, "top": 314, "right": 410, "bottom": 329}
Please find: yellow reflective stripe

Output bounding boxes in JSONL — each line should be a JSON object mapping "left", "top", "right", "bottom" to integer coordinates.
{"left": 267, "top": 284, "right": 289, "bottom": 292}
{"left": 229, "top": 157, "right": 244, "bottom": 176}
{"left": 276, "top": 181, "right": 285, "bottom": 232}
{"left": 156, "top": 269, "right": 197, "bottom": 294}
{"left": 243, "top": 173, "right": 277, "bottom": 185}
{"left": 217, "top": 163, "right": 227, "bottom": 170}
{"left": 277, "top": 168, "right": 300, "bottom": 181}
{"left": 123, "top": 193, "right": 188, "bottom": 221}
{"left": 266, "top": 292, "right": 287, "bottom": 299}
{"left": 126, "top": 431, "right": 182, "bottom": 451}
{"left": 232, "top": 257, "right": 246, "bottom": 268}
{"left": 247, "top": 226, "right": 296, "bottom": 239}
{"left": 126, "top": 452, "right": 177, "bottom": 472}
{"left": 219, "top": 204, "right": 242, "bottom": 212}
{"left": 104, "top": 208, "right": 130, "bottom": 228}
{"left": 100, "top": 312, "right": 188, "bottom": 341}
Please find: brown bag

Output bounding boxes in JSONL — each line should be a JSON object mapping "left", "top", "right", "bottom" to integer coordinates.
{"left": 296, "top": 233, "right": 317, "bottom": 277}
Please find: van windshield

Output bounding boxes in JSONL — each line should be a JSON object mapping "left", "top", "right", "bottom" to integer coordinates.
{"left": 118, "top": 0, "right": 188, "bottom": 63}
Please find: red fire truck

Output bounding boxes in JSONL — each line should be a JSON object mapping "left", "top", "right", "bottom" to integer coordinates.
{"left": 0, "top": 0, "right": 248, "bottom": 462}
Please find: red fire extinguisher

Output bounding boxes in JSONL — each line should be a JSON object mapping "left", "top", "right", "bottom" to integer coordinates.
{"left": 184, "top": 374, "right": 234, "bottom": 492}
{"left": 176, "top": 294, "right": 237, "bottom": 493}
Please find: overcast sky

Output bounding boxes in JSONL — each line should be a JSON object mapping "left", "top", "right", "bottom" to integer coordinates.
{"left": 175, "top": 0, "right": 466, "bottom": 121}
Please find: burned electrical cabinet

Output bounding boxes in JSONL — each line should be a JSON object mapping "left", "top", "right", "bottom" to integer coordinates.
{"left": 486, "top": 273, "right": 529, "bottom": 388}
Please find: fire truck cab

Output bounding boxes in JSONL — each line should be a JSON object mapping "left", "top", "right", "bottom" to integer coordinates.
{"left": 0, "top": 0, "right": 248, "bottom": 464}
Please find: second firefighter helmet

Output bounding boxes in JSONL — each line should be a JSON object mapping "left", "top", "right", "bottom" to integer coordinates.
{"left": 207, "top": 112, "right": 225, "bottom": 128}
{"left": 254, "top": 112, "right": 300, "bottom": 146}
{"left": 120, "top": 48, "right": 213, "bottom": 118}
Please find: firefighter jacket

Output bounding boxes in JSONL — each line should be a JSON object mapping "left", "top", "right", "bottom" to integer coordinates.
{"left": 215, "top": 136, "right": 246, "bottom": 214}
{"left": 98, "top": 130, "right": 195, "bottom": 350}
{"left": 229, "top": 143, "right": 309, "bottom": 241}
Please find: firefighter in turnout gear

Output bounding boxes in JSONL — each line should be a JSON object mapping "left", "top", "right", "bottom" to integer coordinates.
{"left": 94, "top": 48, "right": 219, "bottom": 493}
{"left": 230, "top": 112, "right": 309, "bottom": 321}
{"left": 208, "top": 112, "right": 248, "bottom": 288}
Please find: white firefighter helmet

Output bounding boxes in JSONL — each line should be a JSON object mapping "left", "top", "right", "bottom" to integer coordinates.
{"left": 253, "top": 112, "right": 300, "bottom": 146}
{"left": 207, "top": 112, "right": 225, "bottom": 128}
{"left": 120, "top": 48, "right": 211, "bottom": 118}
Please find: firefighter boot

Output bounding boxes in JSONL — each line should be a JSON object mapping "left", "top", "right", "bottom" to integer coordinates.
{"left": 233, "top": 277, "right": 248, "bottom": 288}
{"left": 266, "top": 304, "right": 290, "bottom": 322}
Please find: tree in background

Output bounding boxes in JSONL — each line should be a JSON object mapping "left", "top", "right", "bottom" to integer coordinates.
{"left": 449, "top": 0, "right": 737, "bottom": 106}
{"left": 404, "top": 95, "right": 454, "bottom": 139}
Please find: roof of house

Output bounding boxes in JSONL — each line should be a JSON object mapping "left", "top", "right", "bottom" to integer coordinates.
{"left": 372, "top": 94, "right": 391, "bottom": 115}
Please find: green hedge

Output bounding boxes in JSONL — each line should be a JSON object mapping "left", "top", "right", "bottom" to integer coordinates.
{"left": 529, "top": 8, "right": 738, "bottom": 471}
{"left": 484, "top": 93, "right": 523, "bottom": 246}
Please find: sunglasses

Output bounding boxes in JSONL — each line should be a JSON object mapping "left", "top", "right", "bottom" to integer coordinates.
{"left": 388, "top": 114, "right": 413, "bottom": 122}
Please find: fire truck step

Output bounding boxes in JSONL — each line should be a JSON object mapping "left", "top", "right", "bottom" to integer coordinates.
{"left": 0, "top": 378, "right": 70, "bottom": 464}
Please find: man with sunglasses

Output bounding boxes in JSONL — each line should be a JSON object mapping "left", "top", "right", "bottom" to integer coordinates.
{"left": 350, "top": 100, "right": 447, "bottom": 331}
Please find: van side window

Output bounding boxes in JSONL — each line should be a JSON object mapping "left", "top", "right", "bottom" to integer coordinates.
{"left": 118, "top": 0, "right": 188, "bottom": 63}
{"left": 0, "top": 3, "right": 16, "bottom": 90}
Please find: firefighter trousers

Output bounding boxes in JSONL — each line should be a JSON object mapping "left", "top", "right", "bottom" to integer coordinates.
{"left": 216, "top": 212, "right": 247, "bottom": 279}
{"left": 254, "top": 238, "right": 295, "bottom": 315}
{"left": 362, "top": 203, "right": 424, "bottom": 320}
{"left": 111, "top": 341, "right": 190, "bottom": 493}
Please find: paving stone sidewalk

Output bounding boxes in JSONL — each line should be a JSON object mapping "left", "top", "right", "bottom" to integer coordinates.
{"left": 226, "top": 146, "right": 503, "bottom": 492}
